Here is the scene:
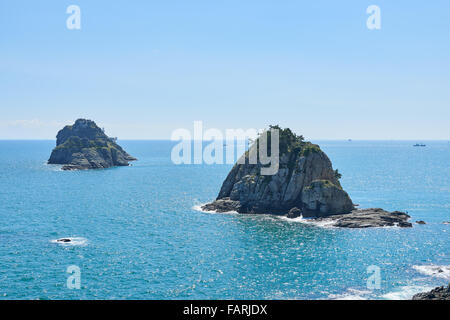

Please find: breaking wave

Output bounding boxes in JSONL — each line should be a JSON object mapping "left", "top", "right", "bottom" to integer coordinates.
{"left": 412, "top": 264, "right": 450, "bottom": 279}
{"left": 328, "top": 288, "right": 371, "bottom": 300}
{"left": 192, "top": 204, "right": 238, "bottom": 214}
{"left": 381, "top": 285, "right": 434, "bottom": 300}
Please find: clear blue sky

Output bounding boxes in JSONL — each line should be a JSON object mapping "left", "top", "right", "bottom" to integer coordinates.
{"left": 1, "top": 0, "right": 449, "bottom": 139}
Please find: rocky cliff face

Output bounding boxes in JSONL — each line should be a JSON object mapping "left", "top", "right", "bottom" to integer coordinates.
{"left": 202, "top": 126, "right": 354, "bottom": 217}
{"left": 48, "top": 119, "right": 136, "bottom": 170}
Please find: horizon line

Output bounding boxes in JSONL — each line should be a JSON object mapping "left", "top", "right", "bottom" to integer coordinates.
{"left": 0, "top": 139, "right": 449, "bottom": 142}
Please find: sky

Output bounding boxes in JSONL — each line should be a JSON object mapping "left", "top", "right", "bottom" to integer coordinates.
{"left": 0, "top": 0, "right": 449, "bottom": 140}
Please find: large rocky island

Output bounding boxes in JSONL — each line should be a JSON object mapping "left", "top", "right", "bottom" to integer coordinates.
{"left": 202, "top": 126, "right": 412, "bottom": 228}
{"left": 48, "top": 119, "right": 136, "bottom": 170}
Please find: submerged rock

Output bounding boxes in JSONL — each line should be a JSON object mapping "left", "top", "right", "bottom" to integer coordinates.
{"left": 313, "top": 208, "right": 413, "bottom": 228}
{"left": 412, "top": 284, "right": 450, "bottom": 300}
{"left": 203, "top": 126, "right": 354, "bottom": 216}
{"left": 48, "top": 119, "right": 136, "bottom": 170}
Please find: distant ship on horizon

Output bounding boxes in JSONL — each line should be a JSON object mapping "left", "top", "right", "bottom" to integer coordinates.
{"left": 413, "top": 143, "right": 426, "bottom": 147}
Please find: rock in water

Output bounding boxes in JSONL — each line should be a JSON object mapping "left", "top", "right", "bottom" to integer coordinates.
{"left": 48, "top": 119, "right": 136, "bottom": 170}
{"left": 315, "top": 208, "right": 412, "bottom": 228}
{"left": 287, "top": 207, "right": 302, "bottom": 219}
{"left": 412, "top": 284, "right": 450, "bottom": 300}
{"left": 202, "top": 126, "right": 354, "bottom": 216}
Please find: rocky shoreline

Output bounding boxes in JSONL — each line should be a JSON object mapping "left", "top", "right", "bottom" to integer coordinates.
{"left": 412, "top": 283, "right": 450, "bottom": 300}
{"left": 310, "top": 208, "right": 412, "bottom": 228}
{"left": 48, "top": 119, "right": 136, "bottom": 170}
{"left": 201, "top": 203, "right": 413, "bottom": 228}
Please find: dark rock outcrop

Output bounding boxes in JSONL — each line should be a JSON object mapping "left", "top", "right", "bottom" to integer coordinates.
{"left": 313, "top": 208, "right": 412, "bottom": 228}
{"left": 412, "top": 284, "right": 450, "bottom": 300}
{"left": 416, "top": 220, "right": 426, "bottom": 225}
{"left": 202, "top": 126, "right": 413, "bottom": 229}
{"left": 202, "top": 126, "right": 354, "bottom": 216}
{"left": 287, "top": 207, "right": 302, "bottom": 219}
{"left": 201, "top": 198, "right": 242, "bottom": 213}
{"left": 48, "top": 119, "right": 136, "bottom": 170}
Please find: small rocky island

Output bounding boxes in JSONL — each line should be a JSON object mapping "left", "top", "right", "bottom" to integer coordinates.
{"left": 48, "top": 119, "right": 136, "bottom": 170}
{"left": 202, "top": 126, "right": 412, "bottom": 228}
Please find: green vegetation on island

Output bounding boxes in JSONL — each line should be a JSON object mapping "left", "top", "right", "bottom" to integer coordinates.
{"left": 48, "top": 119, "right": 136, "bottom": 170}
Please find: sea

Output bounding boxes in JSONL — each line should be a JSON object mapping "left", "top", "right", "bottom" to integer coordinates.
{"left": 0, "top": 140, "right": 448, "bottom": 300}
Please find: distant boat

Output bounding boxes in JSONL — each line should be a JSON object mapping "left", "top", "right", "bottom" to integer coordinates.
{"left": 413, "top": 144, "right": 426, "bottom": 147}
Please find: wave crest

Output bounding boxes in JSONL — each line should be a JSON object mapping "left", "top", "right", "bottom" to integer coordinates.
{"left": 413, "top": 264, "right": 450, "bottom": 279}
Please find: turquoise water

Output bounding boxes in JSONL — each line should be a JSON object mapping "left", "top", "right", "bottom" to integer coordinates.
{"left": 0, "top": 140, "right": 448, "bottom": 300}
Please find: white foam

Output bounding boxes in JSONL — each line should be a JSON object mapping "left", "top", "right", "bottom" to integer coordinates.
{"left": 278, "top": 215, "right": 304, "bottom": 223}
{"left": 281, "top": 216, "right": 406, "bottom": 229}
{"left": 305, "top": 219, "right": 337, "bottom": 228}
{"left": 328, "top": 288, "right": 371, "bottom": 300}
{"left": 192, "top": 204, "right": 206, "bottom": 212}
{"left": 45, "top": 163, "right": 63, "bottom": 171}
{"left": 51, "top": 237, "right": 88, "bottom": 246}
{"left": 328, "top": 294, "right": 367, "bottom": 300}
{"left": 413, "top": 264, "right": 450, "bottom": 279}
{"left": 195, "top": 204, "right": 409, "bottom": 229}
{"left": 381, "top": 285, "right": 434, "bottom": 300}
{"left": 192, "top": 204, "right": 238, "bottom": 214}
{"left": 194, "top": 206, "right": 339, "bottom": 228}
{"left": 328, "top": 285, "right": 436, "bottom": 300}
{"left": 279, "top": 215, "right": 337, "bottom": 228}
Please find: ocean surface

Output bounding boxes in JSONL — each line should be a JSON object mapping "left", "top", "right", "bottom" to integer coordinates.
{"left": 0, "top": 140, "right": 448, "bottom": 300}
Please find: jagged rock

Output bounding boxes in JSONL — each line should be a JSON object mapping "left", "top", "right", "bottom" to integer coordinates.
{"left": 287, "top": 207, "right": 302, "bottom": 219}
{"left": 48, "top": 119, "right": 136, "bottom": 170}
{"left": 203, "top": 126, "right": 354, "bottom": 216}
{"left": 301, "top": 180, "right": 354, "bottom": 217}
{"left": 313, "top": 208, "right": 412, "bottom": 228}
{"left": 416, "top": 220, "right": 426, "bottom": 225}
{"left": 201, "top": 198, "right": 242, "bottom": 213}
{"left": 412, "top": 284, "right": 450, "bottom": 300}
